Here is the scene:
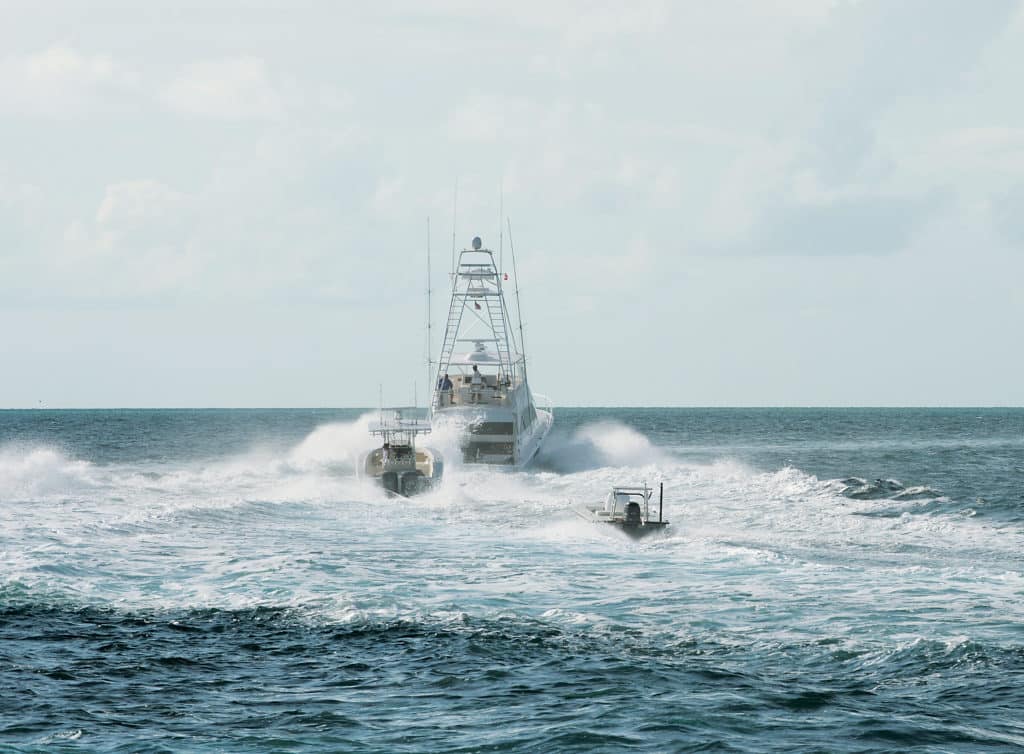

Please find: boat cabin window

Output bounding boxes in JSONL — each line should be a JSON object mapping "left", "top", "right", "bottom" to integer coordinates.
{"left": 458, "top": 374, "right": 498, "bottom": 387}
{"left": 469, "top": 422, "right": 514, "bottom": 436}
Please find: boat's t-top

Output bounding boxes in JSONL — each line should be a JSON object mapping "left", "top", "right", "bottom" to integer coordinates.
{"left": 604, "top": 485, "right": 659, "bottom": 525}
{"left": 368, "top": 409, "right": 432, "bottom": 467}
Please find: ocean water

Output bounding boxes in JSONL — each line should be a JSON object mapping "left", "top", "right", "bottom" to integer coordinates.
{"left": 1, "top": 407, "right": 1023, "bottom": 753}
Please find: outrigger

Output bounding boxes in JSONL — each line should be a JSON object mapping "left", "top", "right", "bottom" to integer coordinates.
{"left": 575, "top": 483, "right": 669, "bottom": 539}
{"left": 361, "top": 409, "right": 443, "bottom": 497}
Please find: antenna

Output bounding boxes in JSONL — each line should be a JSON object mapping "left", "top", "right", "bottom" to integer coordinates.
{"left": 450, "top": 178, "right": 459, "bottom": 287}
{"left": 507, "top": 218, "right": 527, "bottom": 383}
{"left": 498, "top": 181, "right": 504, "bottom": 275}
{"left": 426, "top": 216, "right": 433, "bottom": 415}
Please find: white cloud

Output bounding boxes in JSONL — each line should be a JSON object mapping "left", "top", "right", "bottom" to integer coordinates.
{"left": 161, "top": 57, "right": 282, "bottom": 120}
{"left": 95, "top": 179, "right": 185, "bottom": 229}
{"left": 370, "top": 175, "right": 407, "bottom": 216}
{"left": 0, "top": 179, "right": 44, "bottom": 263}
{"left": 0, "top": 45, "right": 138, "bottom": 116}
{"left": 447, "top": 95, "right": 543, "bottom": 144}
{"left": 3, "top": 0, "right": 1023, "bottom": 405}
{"left": 58, "top": 179, "right": 201, "bottom": 295}
{"left": 559, "top": 4, "right": 667, "bottom": 48}
{"left": 0, "top": 180, "right": 43, "bottom": 214}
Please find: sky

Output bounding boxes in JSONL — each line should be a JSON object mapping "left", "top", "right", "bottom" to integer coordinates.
{"left": 1, "top": 0, "right": 1023, "bottom": 407}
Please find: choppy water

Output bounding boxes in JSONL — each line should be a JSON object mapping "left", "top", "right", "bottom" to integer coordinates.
{"left": 2, "top": 408, "right": 1023, "bottom": 752}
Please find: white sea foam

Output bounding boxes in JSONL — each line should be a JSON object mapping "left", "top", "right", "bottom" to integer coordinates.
{"left": 6, "top": 411, "right": 1023, "bottom": 751}
{"left": 3, "top": 416, "right": 1021, "bottom": 642}
{"left": 0, "top": 446, "right": 97, "bottom": 500}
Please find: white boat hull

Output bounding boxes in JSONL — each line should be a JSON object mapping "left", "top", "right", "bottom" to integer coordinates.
{"left": 432, "top": 402, "right": 552, "bottom": 469}
{"left": 574, "top": 503, "right": 669, "bottom": 538}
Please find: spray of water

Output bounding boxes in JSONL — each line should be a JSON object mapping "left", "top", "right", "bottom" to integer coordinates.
{"left": 0, "top": 446, "right": 97, "bottom": 500}
{"left": 534, "top": 420, "right": 668, "bottom": 473}
{"left": 284, "top": 413, "right": 379, "bottom": 472}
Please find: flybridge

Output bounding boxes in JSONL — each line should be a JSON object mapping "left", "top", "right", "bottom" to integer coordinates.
{"left": 432, "top": 238, "right": 525, "bottom": 408}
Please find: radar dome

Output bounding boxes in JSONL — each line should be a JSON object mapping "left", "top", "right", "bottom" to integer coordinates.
{"left": 471, "top": 236, "right": 482, "bottom": 250}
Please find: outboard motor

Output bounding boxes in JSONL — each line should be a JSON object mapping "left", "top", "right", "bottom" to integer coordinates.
{"left": 381, "top": 471, "right": 400, "bottom": 494}
{"left": 625, "top": 501, "right": 642, "bottom": 526}
{"left": 401, "top": 470, "right": 424, "bottom": 496}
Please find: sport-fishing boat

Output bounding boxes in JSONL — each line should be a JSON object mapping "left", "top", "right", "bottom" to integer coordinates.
{"left": 361, "top": 408, "right": 443, "bottom": 496}
{"left": 575, "top": 483, "right": 669, "bottom": 539}
{"left": 431, "top": 236, "right": 552, "bottom": 467}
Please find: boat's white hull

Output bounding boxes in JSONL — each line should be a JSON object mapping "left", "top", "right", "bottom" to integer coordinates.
{"left": 518, "top": 408, "right": 552, "bottom": 469}
{"left": 432, "top": 403, "right": 552, "bottom": 469}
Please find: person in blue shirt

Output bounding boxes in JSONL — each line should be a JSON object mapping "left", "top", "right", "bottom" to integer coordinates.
{"left": 438, "top": 373, "right": 454, "bottom": 405}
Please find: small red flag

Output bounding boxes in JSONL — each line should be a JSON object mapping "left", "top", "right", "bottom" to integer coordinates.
{"left": 474, "top": 302, "right": 481, "bottom": 310}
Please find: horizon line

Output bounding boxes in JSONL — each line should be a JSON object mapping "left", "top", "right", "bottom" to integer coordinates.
{"left": 3, "top": 405, "right": 1022, "bottom": 411}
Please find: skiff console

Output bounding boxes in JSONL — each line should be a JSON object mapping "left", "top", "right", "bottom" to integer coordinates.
{"left": 431, "top": 236, "right": 553, "bottom": 468}
{"left": 575, "top": 483, "right": 670, "bottom": 539}
{"left": 361, "top": 409, "right": 443, "bottom": 497}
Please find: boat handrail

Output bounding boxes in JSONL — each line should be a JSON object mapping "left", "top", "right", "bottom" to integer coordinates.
{"left": 610, "top": 485, "right": 651, "bottom": 497}
{"left": 370, "top": 409, "right": 433, "bottom": 435}
{"left": 369, "top": 424, "right": 432, "bottom": 436}
{"left": 533, "top": 393, "right": 555, "bottom": 415}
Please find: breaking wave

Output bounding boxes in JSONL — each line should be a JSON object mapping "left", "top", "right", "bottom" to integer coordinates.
{"left": 0, "top": 446, "right": 97, "bottom": 500}
{"left": 534, "top": 420, "right": 668, "bottom": 473}
{"left": 283, "top": 413, "right": 378, "bottom": 472}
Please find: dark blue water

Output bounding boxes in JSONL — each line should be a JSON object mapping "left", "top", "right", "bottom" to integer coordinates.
{"left": 2, "top": 408, "right": 1023, "bottom": 751}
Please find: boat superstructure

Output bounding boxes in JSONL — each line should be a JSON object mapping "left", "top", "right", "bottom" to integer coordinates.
{"left": 361, "top": 408, "right": 444, "bottom": 496}
{"left": 431, "top": 236, "right": 552, "bottom": 467}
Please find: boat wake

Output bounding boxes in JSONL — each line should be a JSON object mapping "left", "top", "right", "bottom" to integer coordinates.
{"left": 4, "top": 409, "right": 1020, "bottom": 752}
{"left": 3, "top": 414, "right": 1016, "bottom": 586}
